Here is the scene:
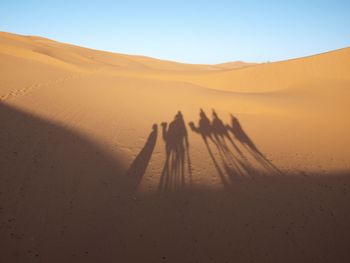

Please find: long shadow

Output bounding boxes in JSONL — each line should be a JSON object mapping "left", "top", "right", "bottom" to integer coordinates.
{"left": 210, "top": 110, "right": 252, "bottom": 180}
{"left": 125, "top": 124, "right": 158, "bottom": 191}
{"left": 0, "top": 102, "right": 126, "bottom": 263}
{"left": 190, "top": 109, "right": 276, "bottom": 187}
{"left": 227, "top": 114, "right": 282, "bottom": 174}
{"left": 212, "top": 109, "right": 244, "bottom": 158}
{"left": 158, "top": 111, "right": 192, "bottom": 191}
{"left": 127, "top": 171, "right": 350, "bottom": 263}
{"left": 189, "top": 109, "right": 231, "bottom": 187}
{"left": 2, "top": 103, "right": 350, "bottom": 263}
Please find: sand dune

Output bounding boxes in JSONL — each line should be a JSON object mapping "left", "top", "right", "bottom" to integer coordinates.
{"left": 1, "top": 32, "right": 350, "bottom": 262}
{"left": 183, "top": 47, "right": 350, "bottom": 92}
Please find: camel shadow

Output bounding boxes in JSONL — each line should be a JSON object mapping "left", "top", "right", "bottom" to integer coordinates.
{"left": 227, "top": 114, "right": 282, "bottom": 174}
{"left": 127, "top": 109, "right": 281, "bottom": 191}
{"left": 158, "top": 111, "right": 192, "bottom": 191}
{"left": 4, "top": 104, "right": 349, "bottom": 263}
{"left": 190, "top": 109, "right": 281, "bottom": 188}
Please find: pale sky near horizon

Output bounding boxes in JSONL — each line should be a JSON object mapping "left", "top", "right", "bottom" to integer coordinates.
{"left": 1, "top": 0, "right": 349, "bottom": 64}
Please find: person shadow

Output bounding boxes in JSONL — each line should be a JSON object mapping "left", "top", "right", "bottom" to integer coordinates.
{"left": 125, "top": 124, "right": 158, "bottom": 192}
{"left": 158, "top": 111, "right": 192, "bottom": 191}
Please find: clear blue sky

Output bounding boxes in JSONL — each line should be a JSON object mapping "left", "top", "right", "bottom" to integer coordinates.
{"left": 1, "top": 0, "right": 349, "bottom": 64}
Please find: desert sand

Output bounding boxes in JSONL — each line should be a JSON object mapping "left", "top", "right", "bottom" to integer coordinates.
{"left": 1, "top": 31, "right": 350, "bottom": 262}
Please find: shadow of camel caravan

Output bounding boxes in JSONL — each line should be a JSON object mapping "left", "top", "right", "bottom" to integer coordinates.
{"left": 189, "top": 109, "right": 282, "bottom": 188}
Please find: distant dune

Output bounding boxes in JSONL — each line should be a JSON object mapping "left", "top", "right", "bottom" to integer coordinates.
{"left": 214, "top": 60, "right": 258, "bottom": 69}
{"left": 1, "top": 32, "right": 350, "bottom": 263}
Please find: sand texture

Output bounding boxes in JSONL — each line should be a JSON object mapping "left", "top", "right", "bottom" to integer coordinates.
{"left": 1, "top": 32, "right": 350, "bottom": 262}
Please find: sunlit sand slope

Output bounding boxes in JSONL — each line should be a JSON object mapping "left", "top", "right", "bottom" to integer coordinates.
{"left": 1, "top": 32, "right": 350, "bottom": 263}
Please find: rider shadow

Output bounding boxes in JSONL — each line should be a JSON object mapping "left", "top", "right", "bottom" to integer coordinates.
{"left": 126, "top": 124, "right": 158, "bottom": 192}
{"left": 190, "top": 109, "right": 278, "bottom": 189}
{"left": 190, "top": 110, "right": 252, "bottom": 188}
{"left": 212, "top": 110, "right": 244, "bottom": 158}
{"left": 189, "top": 109, "right": 232, "bottom": 188}
{"left": 158, "top": 111, "right": 192, "bottom": 192}
{"left": 227, "top": 115, "right": 282, "bottom": 175}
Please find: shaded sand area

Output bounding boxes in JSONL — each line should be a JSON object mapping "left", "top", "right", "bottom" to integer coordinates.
{"left": 1, "top": 32, "right": 350, "bottom": 262}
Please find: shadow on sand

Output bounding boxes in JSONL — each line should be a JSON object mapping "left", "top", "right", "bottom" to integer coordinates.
{"left": 190, "top": 109, "right": 281, "bottom": 188}
{"left": 0, "top": 102, "right": 126, "bottom": 263}
{"left": 158, "top": 111, "right": 192, "bottom": 191}
{"left": 227, "top": 114, "right": 281, "bottom": 173}
{"left": 2, "top": 104, "right": 350, "bottom": 263}
{"left": 125, "top": 124, "right": 158, "bottom": 192}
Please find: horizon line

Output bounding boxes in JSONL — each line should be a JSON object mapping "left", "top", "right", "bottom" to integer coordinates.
{"left": 1, "top": 30, "right": 349, "bottom": 66}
